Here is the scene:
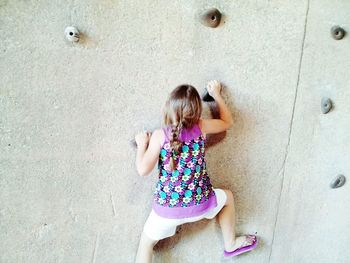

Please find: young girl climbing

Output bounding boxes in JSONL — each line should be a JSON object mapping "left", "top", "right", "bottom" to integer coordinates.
{"left": 134, "top": 80, "right": 258, "bottom": 262}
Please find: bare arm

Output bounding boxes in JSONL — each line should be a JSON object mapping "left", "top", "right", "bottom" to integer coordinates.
{"left": 135, "top": 129, "right": 163, "bottom": 176}
{"left": 199, "top": 80, "right": 233, "bottom": 134}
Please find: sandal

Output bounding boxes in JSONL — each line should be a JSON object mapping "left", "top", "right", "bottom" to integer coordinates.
{"left": 223, "top": 235, "right": 258, "bottom": 258}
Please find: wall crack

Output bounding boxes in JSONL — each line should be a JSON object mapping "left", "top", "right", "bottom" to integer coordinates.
{"left": 92, "top": 232, "right": 100, "bottom": 263}
{"left": 268, "top": 0, "right": 310, "bottom": 261}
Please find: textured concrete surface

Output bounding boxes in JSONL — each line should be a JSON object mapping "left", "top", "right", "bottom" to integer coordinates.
{"left": 270, "top": 1, "right": 350, "bottom": 263}
{"left": 0, "top": 1, "right": 348, "bottom": 263}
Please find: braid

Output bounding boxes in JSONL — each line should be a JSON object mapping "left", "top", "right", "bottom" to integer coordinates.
{"left": 169, "top": 121, "right": 183, "bottom": 170}
{"left": 163, "top": 84, "right": 202, "bottom": 170}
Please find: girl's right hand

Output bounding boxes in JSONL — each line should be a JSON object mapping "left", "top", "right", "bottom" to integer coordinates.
{"left": 135, "top": 131, "right": 151, "bottom": 148}
{"left": 207, "top": 80, "right": 222, "bottom": 99}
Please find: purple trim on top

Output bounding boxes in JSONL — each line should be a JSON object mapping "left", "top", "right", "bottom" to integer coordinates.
{"left": 152, "top": 194, "right": 218, "bottom": 219}
{"left": 161, "top": 123, "right": 202, "bottom": 145}
{"left": 179, "top": 124, "right": 202, "bottom": 141}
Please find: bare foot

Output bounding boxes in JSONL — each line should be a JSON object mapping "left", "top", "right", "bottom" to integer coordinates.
{"left": 225, "top": 235, "right": 256, "bottom": 252}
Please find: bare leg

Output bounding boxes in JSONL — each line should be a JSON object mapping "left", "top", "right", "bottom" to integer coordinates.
{"left": 217, "top": 189, "right": 254, "bottom": 251}
{"left": 135, "top": 231, "right": 158, "bottom": 263}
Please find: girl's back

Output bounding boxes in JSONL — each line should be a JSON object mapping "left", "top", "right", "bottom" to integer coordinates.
{"left": 153, "top": 123, "right": 217, "bottom": 219}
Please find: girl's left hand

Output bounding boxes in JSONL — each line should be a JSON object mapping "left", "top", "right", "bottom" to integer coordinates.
{"left": 135, "top": 131, "right": 151, "bottom": 147}
{"left": 207, "top": 80, "right": 222, "bottom": 99}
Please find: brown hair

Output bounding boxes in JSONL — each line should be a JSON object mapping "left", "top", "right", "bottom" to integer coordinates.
{"left": 163, "top": 84, "right": 202, "bottom": 170}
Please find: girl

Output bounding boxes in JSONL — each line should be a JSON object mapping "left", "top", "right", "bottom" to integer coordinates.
{"left": 134, "top": 80, "right": 257, "bottom": 262}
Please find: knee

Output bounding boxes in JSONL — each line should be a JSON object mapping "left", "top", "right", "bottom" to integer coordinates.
{"left": 223, "top": 189, "right": 234, "bottom": 206}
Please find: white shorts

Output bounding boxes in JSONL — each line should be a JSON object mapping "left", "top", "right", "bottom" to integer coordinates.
{"left": 143, "top": 188, "right": 227, "bottom": 240}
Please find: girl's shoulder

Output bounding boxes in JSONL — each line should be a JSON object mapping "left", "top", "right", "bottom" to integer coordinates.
{"left": 151, "top": 128, "right": 166, "bottom": 149}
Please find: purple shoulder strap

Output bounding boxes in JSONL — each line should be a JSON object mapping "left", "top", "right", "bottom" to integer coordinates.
{"left": 162, "top": 123, "right": 201, "bottom": 144}
{"left": 162, "top": 126, "right": 171, "bottom": 142}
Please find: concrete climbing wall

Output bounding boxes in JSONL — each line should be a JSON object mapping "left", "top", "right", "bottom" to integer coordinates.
{"left": 0, "top": 1, "right": 348, "bottom": 263}
{"left": 270, "top": 1, "right": 350, "bottom": 263}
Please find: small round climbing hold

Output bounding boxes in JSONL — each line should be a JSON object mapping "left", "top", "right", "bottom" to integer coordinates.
{"left": 330, "top": 174, "right": 346, "bottom": 189}
{"left": 321, "top": 97, "right": 333, "bottom": 114}
{"left": 331, "top": 26, "right": 346, "bottom": 40}
{"left": 200, "top": 8, "right": 222, "bottom": 28}
{"left": 65, "top": 26, "right": 80, "bottom": 42}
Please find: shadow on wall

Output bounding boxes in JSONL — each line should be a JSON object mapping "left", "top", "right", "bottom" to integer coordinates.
{"left": 205, "top": 102, "right": 227, "bottom": 148}
{"left": 209, "top": 89, "right": 260, "bottom": 222}
{"left": 204, "top": 83, "right": 237, "bottom": 149}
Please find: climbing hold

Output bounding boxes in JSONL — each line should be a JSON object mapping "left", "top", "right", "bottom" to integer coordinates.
{"left": 331, "top": 26, "right": 346, "bottom": 40}
{"left": 200, "top": 8, "right": 222, "bottom": 28}
{"left": 321, "top": 97, "right": 333, "bottom": 114}
{"left": 330, "top": 174, "right": 346, "bottom": 189}
{"left": 65, "top": 26, "right": 80, "bottom": 42}
{"left": 130, "top": 139, "right": 137, "bottom": 148}
{"left": 202, "top": 90, "right": 215, "bottom": 102}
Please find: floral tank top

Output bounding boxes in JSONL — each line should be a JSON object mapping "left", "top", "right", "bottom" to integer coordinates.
{"left": 152, "top": 123, "right": 217, "bottom": 219}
